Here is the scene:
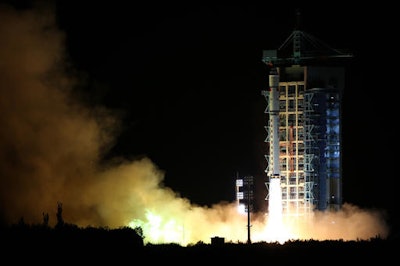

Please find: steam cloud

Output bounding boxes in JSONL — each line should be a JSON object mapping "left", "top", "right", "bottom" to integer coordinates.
{"left": 0, "top": 3, "right": 389, "bottom": 245}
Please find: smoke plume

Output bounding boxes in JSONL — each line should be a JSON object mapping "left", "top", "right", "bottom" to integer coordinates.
{"left": 0, "top": 3, "right": 389, "bottom": 245}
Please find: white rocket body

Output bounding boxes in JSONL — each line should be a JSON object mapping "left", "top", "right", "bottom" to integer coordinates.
{"left": 268, "top": 67, "right": 280, "bottom": 179}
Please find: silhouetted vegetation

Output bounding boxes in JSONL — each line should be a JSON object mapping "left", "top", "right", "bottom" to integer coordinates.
{"left": 0, "top": 203, "right": 398, "bottom": 264}
{"left": 0, "top": 202, "right": 145, "bottom": 263}
{"left": 2, "top": 222, "right": 397, "bottom": 264}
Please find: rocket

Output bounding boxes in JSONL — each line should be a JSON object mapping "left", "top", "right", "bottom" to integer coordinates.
{"left": 268, "top": 67, "right": 280, "bottom": 179}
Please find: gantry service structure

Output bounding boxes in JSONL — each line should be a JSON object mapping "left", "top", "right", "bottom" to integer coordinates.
{"left": 262, "top": 11, "right": 353, "bottom": 217}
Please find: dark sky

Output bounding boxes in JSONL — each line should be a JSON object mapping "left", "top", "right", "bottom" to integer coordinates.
{"left": 1, "top": 1, "right": 397, "bottom": 230}
{"left": 55, "top": 2, "right": 395, "bottom": 209}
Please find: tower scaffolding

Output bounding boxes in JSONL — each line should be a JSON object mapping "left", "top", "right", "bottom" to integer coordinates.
{"left": 261, "top": 10, "right": 352, "bottom": 218}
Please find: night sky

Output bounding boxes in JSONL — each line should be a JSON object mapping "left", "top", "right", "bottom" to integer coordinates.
{"left": 0, "top": 1, "right": 397, "bottom": 236}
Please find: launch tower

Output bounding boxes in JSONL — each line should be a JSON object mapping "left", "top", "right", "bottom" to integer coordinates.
{"left": 262, "top": 12, "right": 353, "bottom": 217}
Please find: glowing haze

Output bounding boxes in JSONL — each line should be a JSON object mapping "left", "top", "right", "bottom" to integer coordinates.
{"left": 0, "top": 3, "right": 389, "bottom": 245}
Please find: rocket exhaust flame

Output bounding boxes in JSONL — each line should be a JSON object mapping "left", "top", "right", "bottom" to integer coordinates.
{"left": 264, "top": 178, "right": 292, "bottom": 244}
